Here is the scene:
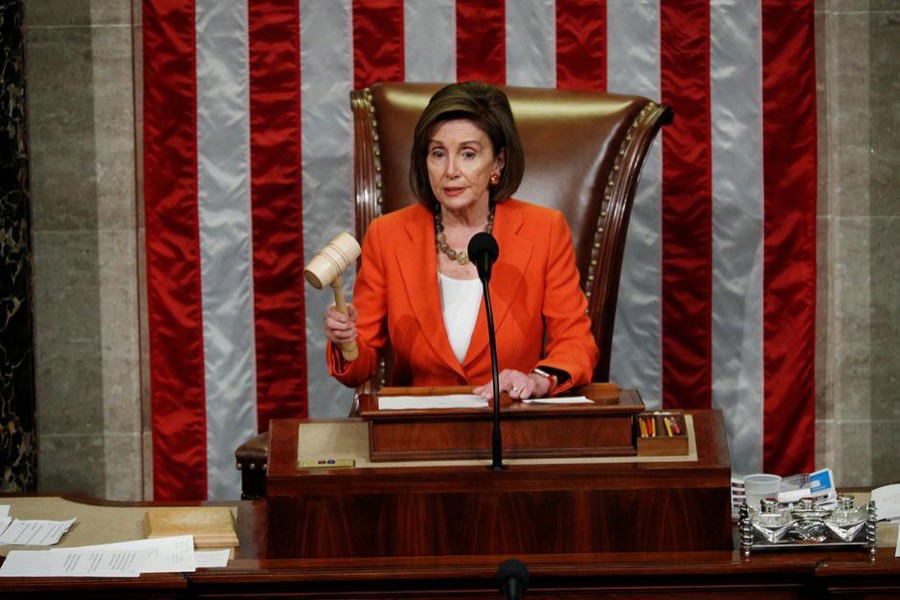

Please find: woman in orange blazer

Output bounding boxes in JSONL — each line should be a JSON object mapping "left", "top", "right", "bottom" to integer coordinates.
{"left": 326, "top": 82, "right": 598, "bottom": 399}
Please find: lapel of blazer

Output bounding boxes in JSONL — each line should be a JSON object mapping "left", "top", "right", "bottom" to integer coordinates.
{"left": 394, "top": 206, "right": 467, "bottom": 377}
{"left": 462, "top": 201, "right": 533, "bottom": 369}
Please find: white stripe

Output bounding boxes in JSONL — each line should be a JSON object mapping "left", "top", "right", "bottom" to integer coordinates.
{"left": 506, "top": 0, "right": 555, "bottom": 87}
{"left": 710, "top": 0, "right": 764, "bottom": 477}
{"left": 405, "top": 0, "right": 456, "bottom": 82}
{"left": 607, "top": 0, "right": 663, "bottom": 408}
{"left": 195, "top": 0, "right": 256, "bottom": 500}
{"left": 301, "top": 0, "right": 358, "bottom": 418}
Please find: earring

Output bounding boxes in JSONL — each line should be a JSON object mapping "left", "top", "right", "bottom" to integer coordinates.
{"left": 490, "top": 173, "right": 500, "bottom": 185}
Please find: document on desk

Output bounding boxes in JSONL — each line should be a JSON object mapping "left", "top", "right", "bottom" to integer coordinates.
{"left": 0, "top": 534, "right": 200, "bottom": 577}
{"left": 0, "top": 548, "right": 144, "bottom": 577}
{"left": 378, "top": 394, "right": 489, "bottom": 410}
{"left": 872, "top": 483, "right": 900, "bottom": 522}
{"left": 0, "top": 517, "right": 76, "bottom": 546}
{"left": 195, "top": 548, "right": 232, "bottom": 568}
{"left": 522, "top": 396, "right": 592, "bottom": 404}
{"left": 49, "top": 535, "right": 198, "bottom": 573}
{"left": 0, "top": 506, "right": 10, "bottom": 538}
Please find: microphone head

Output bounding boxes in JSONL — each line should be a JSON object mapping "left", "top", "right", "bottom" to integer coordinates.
{"left": 497, "top": 558, "right": 529, "bottom": 600}
{"left": 467, "top": 232, "right": 499, "bottom": 282}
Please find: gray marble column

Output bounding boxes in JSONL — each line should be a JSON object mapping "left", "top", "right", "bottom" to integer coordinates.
{"left": 25, "top": 0, "right": 143, "bottom": 499}
{"left": 815, "top": 0, "right": 900, "bottom": 487}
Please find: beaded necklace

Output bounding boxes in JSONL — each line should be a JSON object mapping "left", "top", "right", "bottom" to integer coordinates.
{"left": 433, "top": 202, "right": 496, "bottom": 265}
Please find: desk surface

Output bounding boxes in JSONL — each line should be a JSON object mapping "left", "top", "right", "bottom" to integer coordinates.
{"left": 295, "top": 416, "right": 699, "bottom": 468}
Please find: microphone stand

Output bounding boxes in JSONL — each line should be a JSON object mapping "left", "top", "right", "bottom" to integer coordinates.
{"left": 468, "top": 231, "right": 502, "bottom": 472}
{"left": 481, "top": 277, "right": 503, "bottom": 471}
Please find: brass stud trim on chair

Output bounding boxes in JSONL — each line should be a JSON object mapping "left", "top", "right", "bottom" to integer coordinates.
{"left": 585, "top": 102, "right": 646, "bottom": 296}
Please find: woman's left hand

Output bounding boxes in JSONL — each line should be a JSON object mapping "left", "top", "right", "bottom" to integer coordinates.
{"left": 473, "top": 369, "right": 551, "bottom": 400}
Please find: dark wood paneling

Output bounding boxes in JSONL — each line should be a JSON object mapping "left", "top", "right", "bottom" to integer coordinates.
{"left": 266, "top": 410, "right": 733, "bottom": 559}
{"left": 1, "top": 496, "right": 898, "bottom": 599}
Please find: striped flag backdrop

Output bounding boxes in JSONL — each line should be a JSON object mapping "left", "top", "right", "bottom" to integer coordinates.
{"left": 144, "top": 0, "right": 816, "bottom": 500}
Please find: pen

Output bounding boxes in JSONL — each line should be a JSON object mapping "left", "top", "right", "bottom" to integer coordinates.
{"left": 669, "top": 416, "right": 681, "bottom": 435}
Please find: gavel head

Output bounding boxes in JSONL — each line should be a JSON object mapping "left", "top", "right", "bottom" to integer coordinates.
{"left": 304, "top": 232, "right": 361, "bottom": 289}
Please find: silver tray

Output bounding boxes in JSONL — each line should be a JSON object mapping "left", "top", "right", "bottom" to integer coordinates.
{"left": 738, "top": 499, "right": 877, "bottom": 557}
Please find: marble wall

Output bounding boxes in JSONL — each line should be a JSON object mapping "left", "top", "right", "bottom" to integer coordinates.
{"left": 0, "top": 0, "right": 37, "bottom": 492}
{"left": 24, "top": 0, "right": 143, "bottom": 499}
{"left": 815, "top": 0, "right": 900, "bottom": 487}
{"left": 19, "top": 0, "right": 900, "bottom": 500}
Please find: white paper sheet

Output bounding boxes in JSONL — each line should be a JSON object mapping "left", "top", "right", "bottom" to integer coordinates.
{"left": 522, "top": 396, "right": 592, "bottom": 404}
{"left": 0, "top": 506, "right": 10, "bottom": 538}
{"left": 872, "top": 483, "right": 900, "bottom": 522}
{"left": 0, "top": 518, "right": 76, "bottom": 546}
{"left": 0, "top": 549, "right": 144, "bottom": 578}
{"left": 378, "top": 395, "right": 489, "bottom": 410}
{"left": 195, "top": 548, "right": 231, "bottom": 568}
{"left": 50, "top": 535, "right": 197, "bottom": 573}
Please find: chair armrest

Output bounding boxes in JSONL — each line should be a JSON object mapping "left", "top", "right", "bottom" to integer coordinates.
{"left": 235, "top": 432, "right": 269, "bottom": 469}
{"left": 235, "top": 432, "right": 269, "bottom": 500}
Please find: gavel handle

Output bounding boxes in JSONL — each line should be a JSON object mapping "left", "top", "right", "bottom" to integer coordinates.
{"left": 331, "top": 274, "right": 359, "bottom": 361}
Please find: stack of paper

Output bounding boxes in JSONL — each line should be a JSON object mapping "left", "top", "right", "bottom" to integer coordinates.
{"left": 0, "top": 504, "right": 234, "bottom": 577}
{"left": 872, "top": 483, "right": 900, "bottom": 523}
{"left": 0, "top": 511, "right": 76, "bottom": 547}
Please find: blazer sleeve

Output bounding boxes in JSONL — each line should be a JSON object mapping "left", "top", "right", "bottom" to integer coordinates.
{"left": 326, "top": 218, "right": 390, "bottom": 388}
{"left": 535, "top": 211, "right": 599, "bottom": 393}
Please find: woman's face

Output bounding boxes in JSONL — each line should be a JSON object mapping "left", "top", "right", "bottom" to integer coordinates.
{"left": 427, "top": 119, "right": 504, "bottom": 215}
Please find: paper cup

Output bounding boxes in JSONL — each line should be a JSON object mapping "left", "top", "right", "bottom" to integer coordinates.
{"left": 744, "top": 473, "right": 782, "bottom": 510}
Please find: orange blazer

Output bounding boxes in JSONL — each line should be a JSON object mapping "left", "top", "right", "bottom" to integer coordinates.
{"left": 327, "top": 200, "right": 599, "bottom": 394}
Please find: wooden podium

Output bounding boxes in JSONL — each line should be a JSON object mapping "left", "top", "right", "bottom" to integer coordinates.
{"left": 266, "top": 386, "right": 732, "bottom": 559}
{"left": 360, "top": 383, "right": 646, "bottom": 461}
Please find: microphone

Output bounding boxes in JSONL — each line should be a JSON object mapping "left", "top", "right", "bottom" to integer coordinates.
{"left": 468, "top": 231, "right": 499, "bottom": 283}
{"left": 467, "top": 232, "right": 503, "bottom": 471}
{"left": 497, "top": 558, "right": 529, "bottom": 600}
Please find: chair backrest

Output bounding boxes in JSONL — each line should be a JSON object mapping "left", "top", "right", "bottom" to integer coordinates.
{"left": 351, "top": 82, "right": 671, "bottom": 384}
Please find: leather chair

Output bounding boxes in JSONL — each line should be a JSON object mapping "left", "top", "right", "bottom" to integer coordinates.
{"left": 235, "top": 82, "right": 672, "bottom": 499}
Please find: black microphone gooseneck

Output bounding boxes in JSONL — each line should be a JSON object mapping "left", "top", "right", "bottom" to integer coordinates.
{"left": 467, "top": 232, "right": 502, "bottom": 471}
{"left": 497, "top": 558, "right": 529, "bottom": 600}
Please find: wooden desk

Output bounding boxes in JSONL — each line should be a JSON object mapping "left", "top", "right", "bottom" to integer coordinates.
{"left": 191, "top": 548, "right": 900, "bottom": 599}
{"left": 1, "top": 495, "right": 898, "bottom": 599}
{"left": 265, "top": 410, "right": 733, "bottom": 558}
{"left": 359, "top": 384, "right": 647, "bottom": 461}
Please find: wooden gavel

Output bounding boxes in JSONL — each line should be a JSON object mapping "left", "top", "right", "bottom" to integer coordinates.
{"left": 304, "top": 232, "right": 362, "bottom": 361}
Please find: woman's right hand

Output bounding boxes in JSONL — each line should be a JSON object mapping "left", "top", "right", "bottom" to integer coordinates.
{"left": 324, "top": 303, "right": 359, "bottom": 346}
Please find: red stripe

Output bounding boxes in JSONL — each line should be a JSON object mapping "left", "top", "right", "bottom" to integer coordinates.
{"left": 659, "top": 1, "right": 713, "bottom": 410}
{"left": 761, "top": 0, "right": 817, "bottom": 475}
{"left": 248, "top": 0, "right": 308, "bottom": 429}
{"left": 353, "top": 0, "right": 404, "bottom": 89}
{"left": 456, "top": 0, "right": 505, "bottom": 84}
{"left": 143, "top": 0, "right": 207, "bottom": 500}
{"left": 556, "top": 0, "right": 607, "bottom": 91}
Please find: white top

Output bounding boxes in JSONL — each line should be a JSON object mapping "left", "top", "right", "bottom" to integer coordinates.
{"left": 438, "top": 272, "right": 483, "bottom": 363}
